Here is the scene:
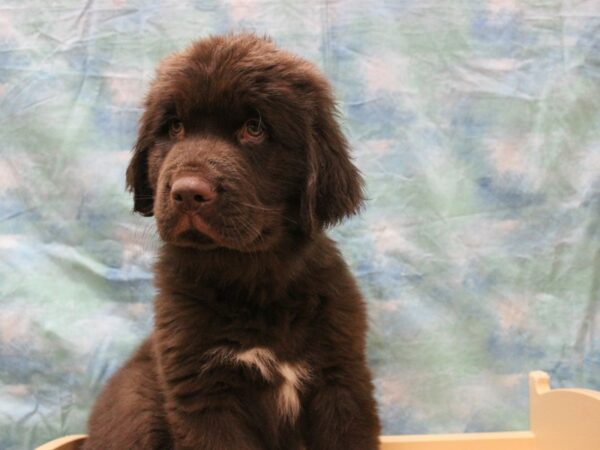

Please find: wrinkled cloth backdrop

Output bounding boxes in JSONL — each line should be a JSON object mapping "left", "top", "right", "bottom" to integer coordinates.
{"left": 1, "top": 0, "right": 600, "bottom": 448}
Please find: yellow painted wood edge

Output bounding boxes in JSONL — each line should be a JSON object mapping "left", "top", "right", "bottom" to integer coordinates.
{"left": 39, "top": 433, "right": 536, "bottom": 450}
{"left": 380, "top": 431, "right": 534, "bottom": 442}
{"left": 379, "top": 432, "right": 535, "bottom": 449}
{"left": 530, "top": 370, "right": 600, "bottom": 401}
{"left": 35, "top": 434, "right": 87, "bottom": 450}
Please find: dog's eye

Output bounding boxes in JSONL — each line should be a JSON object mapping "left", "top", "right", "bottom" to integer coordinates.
{"left": 245, "top": 119, "right": 263, "bottom": 137}
{"left": 239, "top": 119, "right": 265, "bottom": 143}
{"left": 169, "top": 119, "right": 184, "bottom": 139}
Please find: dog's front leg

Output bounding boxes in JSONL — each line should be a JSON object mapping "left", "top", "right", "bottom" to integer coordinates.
{"left": 152, "top": 307, "right": 264, "bottom": 450}
{"left": 166, "top": 404, "right": 264, "bottom": 450}
{"left": 304, "top": 369, "right": 381, "bottom": 450}
{"left": 155, "top": 356, "right": 264, "bottom": 450}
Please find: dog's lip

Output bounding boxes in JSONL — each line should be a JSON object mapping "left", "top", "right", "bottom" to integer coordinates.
{"left": 173, "top": 213, "right": 220, "bottom": 242}
{"left": 170, "top": 211, "right": 267, "bottom": 251}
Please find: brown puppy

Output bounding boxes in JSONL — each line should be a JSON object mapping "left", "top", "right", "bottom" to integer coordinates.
{"left": 84, "top": 33, "right": 380, "bottom": 450}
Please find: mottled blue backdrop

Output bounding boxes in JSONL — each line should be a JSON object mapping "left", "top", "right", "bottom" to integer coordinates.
{"left": 2, "top": 0, "right": 600, "bottom": 448}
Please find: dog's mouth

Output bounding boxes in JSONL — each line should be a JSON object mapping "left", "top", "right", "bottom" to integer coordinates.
{"left": 167, "top": 210, "right": 270, "bottom": 251}
{"left": 174, "top": 213, "right": 217, "bottom": 240}
{"left": 171, "top": 213, "right": 222, "bottom": 248}
{"left": 175, "top": 228, "right": 218, "bottom": 250}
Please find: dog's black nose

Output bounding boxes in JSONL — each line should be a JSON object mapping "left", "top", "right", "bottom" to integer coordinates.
{"left": 170, "top": 175, "right": 216, "bottom": 210}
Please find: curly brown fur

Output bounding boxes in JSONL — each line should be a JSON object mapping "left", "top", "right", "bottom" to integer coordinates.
{"left": 84, "top": 33, "right": 380, "bottom": 450}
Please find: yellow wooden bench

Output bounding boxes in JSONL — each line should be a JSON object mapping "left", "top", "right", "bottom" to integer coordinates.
{"left": 36, "top": 371, "right": 600, "bottom": 450}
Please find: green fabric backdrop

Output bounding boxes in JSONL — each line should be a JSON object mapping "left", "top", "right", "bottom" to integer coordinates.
{"left": 1, "top": 0, "right": 600, "bottom": 448}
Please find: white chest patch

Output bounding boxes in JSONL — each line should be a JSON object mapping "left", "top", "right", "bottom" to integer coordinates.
{"left": 234, "top": 347, "right": 277, "bottom": 380}
{"left": 276, "top": 362, "right": 310, "bottom": 422}
{"left": 205, "top": 346, "right": 309, "bottom": 422}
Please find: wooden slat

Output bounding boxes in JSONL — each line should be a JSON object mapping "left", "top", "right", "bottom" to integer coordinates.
{"left": 530, "top": 371, "right": 600, "bottom": 450}
{"left": 35, "top": 435, "right": 87, "bottom": 450}
{"left": 379, "top": 432, "right": 535, "bottom": 450}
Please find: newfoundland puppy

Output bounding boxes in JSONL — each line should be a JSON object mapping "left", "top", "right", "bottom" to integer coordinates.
{"left": 84, "top": 33, "right": 380, "bottom": 450}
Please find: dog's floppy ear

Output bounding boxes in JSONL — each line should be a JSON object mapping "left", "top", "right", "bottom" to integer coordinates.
{"left": 301, "top": 96, "right": 364, "bottom": 233}
{"left": 126, "top": 108, "right": 155, "bottom": 217}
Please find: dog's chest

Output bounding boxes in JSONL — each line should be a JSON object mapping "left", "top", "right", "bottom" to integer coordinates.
{"left": 204, "top": 346, "right": 310, "bottom": 422}
{"left": 158, "top": 288, "right": 317, "bottom": 424}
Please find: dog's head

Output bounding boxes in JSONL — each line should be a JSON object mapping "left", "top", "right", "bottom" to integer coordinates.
{"left": 126, "top": 34, "right": 363, "bottom": 252}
